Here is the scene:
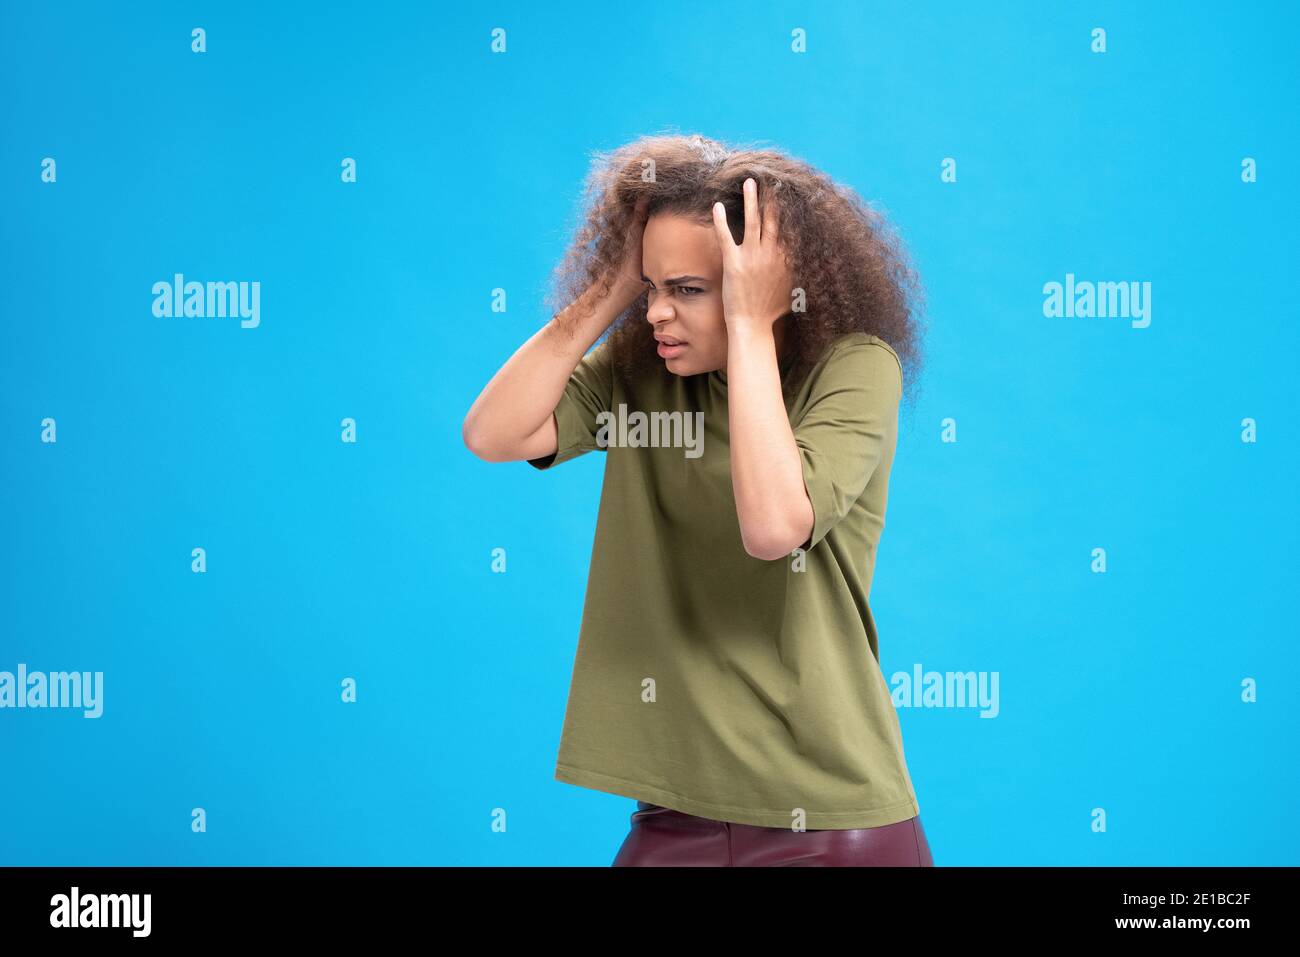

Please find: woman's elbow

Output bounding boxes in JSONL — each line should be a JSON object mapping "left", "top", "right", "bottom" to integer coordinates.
{"left": 740, "top": 527, "right": 801, "bottom": 562}
{"left": 462, "top": 417, "right": 505, "bottom": 462}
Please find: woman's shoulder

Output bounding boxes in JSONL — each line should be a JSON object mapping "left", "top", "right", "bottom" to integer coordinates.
{"left": 816, "top": 331, "right": 903, "bottom": 376}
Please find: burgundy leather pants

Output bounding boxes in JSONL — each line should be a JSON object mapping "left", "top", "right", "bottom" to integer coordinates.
{"left": 612, "top": 800, "right": 934, "bottom": 866}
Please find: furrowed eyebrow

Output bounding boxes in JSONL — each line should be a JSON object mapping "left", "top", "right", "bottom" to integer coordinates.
{"left": 642, "top": 274, "right": 709, "bottom": 286}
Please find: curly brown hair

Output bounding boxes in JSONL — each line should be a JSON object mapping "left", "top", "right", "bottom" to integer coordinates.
{"left": 544, "top": 132, "right": 926, "bottom": 410}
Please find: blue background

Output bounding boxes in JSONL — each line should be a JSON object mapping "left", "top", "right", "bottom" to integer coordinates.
{"left": 2, "top": 0, "right": 1296, "bottom": 865}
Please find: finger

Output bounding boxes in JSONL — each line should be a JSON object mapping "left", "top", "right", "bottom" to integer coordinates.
{"left": 711, "top": 200, "right": 737, "bottom": 252}
{"left": 742, "top": 177, "right": 760, "bottom": 246}
{"left": 762, "top": 192, "right": 780, "bottom": 244}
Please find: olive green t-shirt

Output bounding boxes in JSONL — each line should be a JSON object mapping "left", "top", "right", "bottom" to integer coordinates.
{"left": 528, "top": 330, "right": 919, "bottom": 829}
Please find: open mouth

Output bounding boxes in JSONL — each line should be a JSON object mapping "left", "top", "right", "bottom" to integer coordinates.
{"left": 655, "top": 337, "right": 687, "bottom": 358}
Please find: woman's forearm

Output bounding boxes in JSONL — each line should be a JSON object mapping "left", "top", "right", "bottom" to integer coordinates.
{"left": 726, "top": 325, "right": 814, "bottom": 560}
{"left": 462, "top": 280, "right": 639, "bottom": 462}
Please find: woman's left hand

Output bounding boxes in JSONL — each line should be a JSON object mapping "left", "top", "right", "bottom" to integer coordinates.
{"left": 711, "top": 177, "right": 795, "bottom": 336}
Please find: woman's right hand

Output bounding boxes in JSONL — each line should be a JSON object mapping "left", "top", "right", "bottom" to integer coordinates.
{"left": 610, "top": 194, "right": 651, "bottom": 305}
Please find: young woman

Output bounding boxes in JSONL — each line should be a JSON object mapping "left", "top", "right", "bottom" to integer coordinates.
{"left": 462, "top": 133, "right": 930, "bottom": 866}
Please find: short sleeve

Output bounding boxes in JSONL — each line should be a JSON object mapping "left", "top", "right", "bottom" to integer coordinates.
{"left": 527, "top": 339, "right": 614, "bottom": 470}
{"left": 795, "top": 336, "right": 903, "bottom": 549}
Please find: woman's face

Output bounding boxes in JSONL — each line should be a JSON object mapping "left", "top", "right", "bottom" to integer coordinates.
{"left": 640, "top": 212, "right": 729, "bottom": 376}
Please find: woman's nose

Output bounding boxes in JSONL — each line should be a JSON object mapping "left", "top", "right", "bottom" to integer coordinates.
{"left": 646, "top": 300, "right": 672, "bottom": 323}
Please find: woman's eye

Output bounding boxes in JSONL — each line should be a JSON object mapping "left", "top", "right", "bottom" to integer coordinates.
{"left": 646, "top": 284, "right": 702, "bottom": 297}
